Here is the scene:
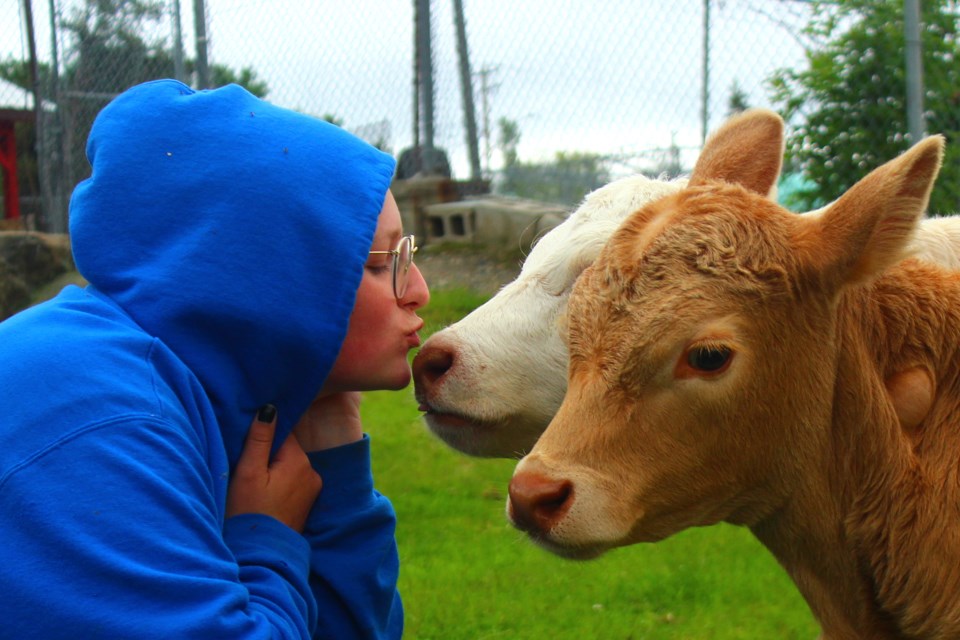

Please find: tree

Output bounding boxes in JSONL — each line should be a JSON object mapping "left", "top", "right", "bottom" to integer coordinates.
{"left": 499, "top": 151, "right": 610, "bottom": 207}
{"left": 495, "top": 117, "right": 609, "bottom": 206}
{"left": 647, "top": 136, "right": 684, "bottom": 180}
{"left": 3, "top": 1, "right": 272, "bottom": 229}
{"left": 498, "top": 117, "right": 520, "bottom": 169}
{"left": 209, "top": 64, "right": 268, "bottom": 98}
{"left": 727, "top": 80, "right": 750, "bottom": 116}
{"left": 769, "top": 0, "right": 960, "bottom": 214}
{"left": 55, "top": 0, "right": 270, "bottom": 186}
{"left": 61, "top": 0, "right": 168, "bottom": 95}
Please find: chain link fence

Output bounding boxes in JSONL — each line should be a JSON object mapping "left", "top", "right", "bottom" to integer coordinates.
{"left": 2, "top": 0, "right": 958, "bottom": 232}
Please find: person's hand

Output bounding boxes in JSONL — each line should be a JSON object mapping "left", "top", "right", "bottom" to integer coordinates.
{"left": 293, "top": 392, "right": 364, "bottom": 452}
{"left": 226, "top": 405, "right": 323, "bottom": 532}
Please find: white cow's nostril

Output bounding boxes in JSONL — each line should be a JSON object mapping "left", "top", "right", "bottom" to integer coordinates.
{"left": 412, "top": 343, "right": 456, "bottom": 394}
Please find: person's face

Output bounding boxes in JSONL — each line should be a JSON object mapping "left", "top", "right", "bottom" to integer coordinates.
{"left": 323, "top": 191, "right": 430, "bottom": 393}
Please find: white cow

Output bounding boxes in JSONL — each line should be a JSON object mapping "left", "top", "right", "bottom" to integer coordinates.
{"left": 414, "top": 174, "right": 684, "bottom": 456}
{"left": 413, "top": 172, "right": 960, "bottom": 458}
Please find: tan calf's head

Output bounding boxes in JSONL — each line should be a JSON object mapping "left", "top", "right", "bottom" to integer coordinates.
{"left": 507, "top": 108, "right": 944, "bottom": 559}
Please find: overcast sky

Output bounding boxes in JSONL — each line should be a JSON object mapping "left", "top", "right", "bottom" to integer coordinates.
{"left": 4, "top": 0, "right": 811, "bottom": 178}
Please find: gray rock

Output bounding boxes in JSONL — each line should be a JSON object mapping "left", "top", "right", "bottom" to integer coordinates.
{"left": 0, "top": 232, "right": 74, "bottom": 320}
{"left": 0, "top": 257, "right": 30, "bottom": 320}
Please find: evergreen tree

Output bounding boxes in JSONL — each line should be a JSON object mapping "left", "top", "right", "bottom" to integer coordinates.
{"left": 770, "top": 0, "right": 960, "bottom": 214}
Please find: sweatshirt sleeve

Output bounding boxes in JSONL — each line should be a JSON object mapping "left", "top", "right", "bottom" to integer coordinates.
{"left": 305, "top": 434, "right": 403, "bottom": 639}
{"left": 0, "top": 416, "right": 317, "bottom": 639}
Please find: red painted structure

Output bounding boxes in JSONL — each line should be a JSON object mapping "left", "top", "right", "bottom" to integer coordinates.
{"left": 0, "top": 120, "right": 20, "bottom": 220}
{"left": 0, "top": 108, "right": 34, "bottom": 222}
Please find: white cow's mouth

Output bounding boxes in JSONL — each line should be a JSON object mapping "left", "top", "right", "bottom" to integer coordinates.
{"left": 418, "top": 405, "right": 529, "bottom": 458}
{"left": 417, "top": 400, "right": 506, "bottom": 430}
{"left": 418, "top": 404, "right": 486, "bottom": 427}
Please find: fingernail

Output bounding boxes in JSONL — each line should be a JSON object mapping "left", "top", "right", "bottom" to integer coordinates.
{"left": 257, "top": 404, "right": 277, "bottom": 423}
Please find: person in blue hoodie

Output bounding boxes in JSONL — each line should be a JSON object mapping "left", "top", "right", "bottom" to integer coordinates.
{"left": 0, "top": 79, "right": 428, "bottom": 639}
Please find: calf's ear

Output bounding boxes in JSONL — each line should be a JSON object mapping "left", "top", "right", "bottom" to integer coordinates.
{"left": 796, "top": 135, "right": 944, "bottom": 289}
{"left": 689, "top": 108, "right": 784, "bottom": 198}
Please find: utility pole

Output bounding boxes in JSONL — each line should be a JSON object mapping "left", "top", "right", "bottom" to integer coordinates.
{"left": 412, "top": 3, "right": 420, "bottom": 150}
{"left": 27, "top": 0, "right": 68, "bottom": 231}
{"left": 414, "top": 0, "right": 436, "bottom": 173}
{"left": 701, "top": 0, "right": 710, "bottom": 145}
{"left": 904, "top": 0, "right": 925, "bottom": 142}
{"left": 452, "top": 0, "right": 482, "bottom": 181}
{"left": 474, "top": 65, "right": 499, "bottom": 179}
{"left": 22, "top": 0, "right": 47, "bottom": 229}
{"left": 171, "top": 0, "right": 186, "bottom": 83}
{"left": 193, "top": 0, "right": 210, "bottom": 88}
{"left": 47, "top": 0, "right": 70, "bottom": 231}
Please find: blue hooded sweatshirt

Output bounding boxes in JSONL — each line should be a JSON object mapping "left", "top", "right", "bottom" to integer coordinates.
{"left": 0, "top": 80, "right": 402, "bottom": 639}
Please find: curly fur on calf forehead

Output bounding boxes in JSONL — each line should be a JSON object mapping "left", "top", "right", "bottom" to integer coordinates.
{"left": 590, "top": 185, "right": 802, "bottom": 304}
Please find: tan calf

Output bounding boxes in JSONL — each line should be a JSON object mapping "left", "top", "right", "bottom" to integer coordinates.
{"left": 508, "top": 109, "right": 960, "bottom": 639}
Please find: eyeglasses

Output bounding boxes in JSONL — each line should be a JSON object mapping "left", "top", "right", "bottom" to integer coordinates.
{"left": 368, "top": 234, "right": 418, "bottom": 300}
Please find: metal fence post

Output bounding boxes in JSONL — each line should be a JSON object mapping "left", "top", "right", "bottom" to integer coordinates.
{"left": 453, "top": 0, "right": 482, "bottom": 181}
{"left": 904, "top": 0, "right": 925, "bottom": 142}
{"left": 193, "top": 0, "right": 210, "bottom": 89}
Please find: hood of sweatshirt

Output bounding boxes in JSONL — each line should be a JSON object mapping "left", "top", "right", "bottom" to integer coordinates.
{"left": 69, "top": 79, "right": 396, "bottom": 465}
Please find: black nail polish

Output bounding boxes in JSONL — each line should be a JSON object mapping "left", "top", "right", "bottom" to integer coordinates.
{"left": 257, "top": 404, "right": 277, "bottom": 423}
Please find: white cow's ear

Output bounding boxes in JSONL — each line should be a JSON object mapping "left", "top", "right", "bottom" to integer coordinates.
{"left": 689, "top": 108, "right": 784, "bottom": 198}
{"left": 555, "top": 308, "right": 570, "bottom": 347}
{"left": 795, "top": 135, "right": 944, "bottom": 289}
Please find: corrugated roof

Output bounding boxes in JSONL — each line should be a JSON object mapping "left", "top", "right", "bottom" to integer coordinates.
{"left": 0, "top": 77, "right": 34, "bottom": 111}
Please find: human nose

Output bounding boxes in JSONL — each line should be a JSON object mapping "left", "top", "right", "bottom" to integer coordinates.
{"left": 400, "top": 262, "right": 430, "bottom": 309}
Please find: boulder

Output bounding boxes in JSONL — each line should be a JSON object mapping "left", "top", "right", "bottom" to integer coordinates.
{"left": 0, "top": 258, "right": 30, "bottom": 319}
{"left": 0, "top": 232, "right": 74, "bottom": 320}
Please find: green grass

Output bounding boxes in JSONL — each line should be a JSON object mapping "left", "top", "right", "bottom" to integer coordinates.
{"left": 362, "top": 286, "right": 820, "bottom": 639}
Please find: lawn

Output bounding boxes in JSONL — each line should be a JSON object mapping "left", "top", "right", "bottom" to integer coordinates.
{"left": 361, "top": 288, "right": 819, "bottom": 639}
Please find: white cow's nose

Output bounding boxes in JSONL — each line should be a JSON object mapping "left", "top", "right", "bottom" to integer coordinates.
{"left": 412, "top": 339, "right": 455, "bottom": 398}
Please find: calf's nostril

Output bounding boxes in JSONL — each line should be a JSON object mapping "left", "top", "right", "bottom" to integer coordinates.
{"left": 412, "top": 345, "right": 455, "bottom": 389}
{"left": 508, "top": 472, "right": 574, "bottom": 535}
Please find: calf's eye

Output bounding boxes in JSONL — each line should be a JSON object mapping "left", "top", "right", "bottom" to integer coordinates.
{"left": 687, "top": 345, "right": 732, "bottom": 373}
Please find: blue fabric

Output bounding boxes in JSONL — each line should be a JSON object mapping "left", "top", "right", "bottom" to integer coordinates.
{"left": 0, "top": 80, "right": 401, "bottom": 639}
{"left": 307, "top": 437, "right": 404, "bottom": 638}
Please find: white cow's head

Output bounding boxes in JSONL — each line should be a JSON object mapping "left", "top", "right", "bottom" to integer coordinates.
{"left": 413, "top": 141, "right": 957, "bottom": 461}
{"left": 412, "top": 175, "right": 686, "bottom": 457}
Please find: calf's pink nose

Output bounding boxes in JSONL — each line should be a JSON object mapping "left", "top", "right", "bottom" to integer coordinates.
{"left": 412, "top": 342, "right": 454, "bottom": 395}
{"left": 508, "top": 472, "right": 574, "bottom": 535}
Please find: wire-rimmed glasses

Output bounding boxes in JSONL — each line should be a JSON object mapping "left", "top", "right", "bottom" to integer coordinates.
{"left": 368, "top": 234, "right": 418, "bottom": 300}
